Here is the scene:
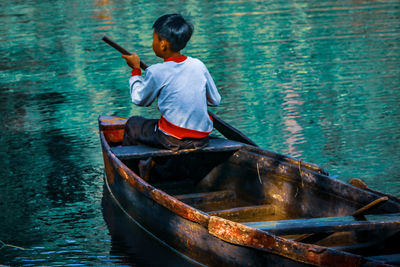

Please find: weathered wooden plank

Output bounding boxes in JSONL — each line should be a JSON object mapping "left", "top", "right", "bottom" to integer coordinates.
{"left": 152, "top": 179, "right": 196, "bottom": 194}
{"left": 173, "top": 190, "right": 236, "bottom": 206}
{"left": 208, "top": 205, "right": 275, "bottom": 221}
{"left": 208, "top": 216, "right": 364, "bottom": 266}
{"left": 243, "top": 213, "right": 400, "bottom": 235}
{"left": 111, "top": 138, "right": 243, "bottom": 160}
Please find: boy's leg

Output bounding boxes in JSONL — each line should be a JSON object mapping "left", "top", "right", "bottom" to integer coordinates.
{"left": 122, "top": 116, "right": 162, "bottom": 147}
{"left": 122, "top": 116, "right": 162, "bottom": 181}
{"left": 138, "top": 157, "right": 156, "bottom": 181}
{"left": 123, "top": 115, "right": 209, "bottom": 149}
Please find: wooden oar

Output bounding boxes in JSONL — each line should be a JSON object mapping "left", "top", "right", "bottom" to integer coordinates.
{"left": 208, "top": 112, "right": 257, "bottom": 146}
{"left": 102, "top": 36, "right": 149, "bottom": 70}
{"left": 352, "top": 196, "right": 388, "bottom": 218}
{"left": 102, "top": 35, "right": 257, "bottom": 147}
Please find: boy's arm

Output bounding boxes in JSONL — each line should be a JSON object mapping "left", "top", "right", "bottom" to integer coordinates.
{"left": 129, "top": 68, "right": 160, "bottom": 107}
{"left": 122, "top": 53, "right": 160, "bottom": 107}
{"left": 204, "top": 69, "right": 221, "bottom": 106}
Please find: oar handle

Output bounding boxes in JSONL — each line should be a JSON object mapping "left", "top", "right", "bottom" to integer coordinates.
{"left": 102, "top": 36, "right": 148, "bottom": 70}
{"left": 352, "top": 196, "right": 388, "bottom": 218}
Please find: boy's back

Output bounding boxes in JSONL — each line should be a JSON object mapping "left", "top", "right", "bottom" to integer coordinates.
{"left": 130, "top": 56, "right": 220, "bottom": 137}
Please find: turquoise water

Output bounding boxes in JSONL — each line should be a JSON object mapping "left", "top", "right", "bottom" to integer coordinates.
{"left": 1, "top": 0, "right": 399, "bottom": 265}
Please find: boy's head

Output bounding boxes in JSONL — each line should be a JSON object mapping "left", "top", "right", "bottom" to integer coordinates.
{"left": 152, "top": 14, "right": 193, "bottom": 52}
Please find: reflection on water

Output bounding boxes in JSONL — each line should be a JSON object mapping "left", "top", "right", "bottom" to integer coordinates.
{"left": 0, "top": 0, "right": 399, "bottom": 265}
{"left": 282, "top": 86, "right": 305, "bottom": 158}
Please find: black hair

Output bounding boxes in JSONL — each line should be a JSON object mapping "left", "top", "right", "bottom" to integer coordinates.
{"left": 152, "top": 14, "right": 194, "bottom": 52}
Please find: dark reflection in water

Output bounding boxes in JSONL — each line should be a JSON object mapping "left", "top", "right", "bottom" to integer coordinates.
{"left": 0, "top": 0, "right": 399, "bottom": 265}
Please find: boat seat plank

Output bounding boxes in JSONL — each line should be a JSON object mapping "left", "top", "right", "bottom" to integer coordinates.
{"left": 243, "top": 213, "right": 400, "bottom": 236}
{"left": 208, "top": 205, "right": 275, "bottom": 221}
{"left": 173, "top": 190, "right": 236, "bottom": 206}
{"left": 111, "top": 138, "right": 244, "bottom": 160}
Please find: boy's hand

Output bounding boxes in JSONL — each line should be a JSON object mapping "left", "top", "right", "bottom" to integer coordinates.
{"left": 122, "top": 53, "right": 140, "bottom": 69}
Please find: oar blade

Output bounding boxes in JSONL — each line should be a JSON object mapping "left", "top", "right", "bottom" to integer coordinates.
{"left": 209, "top": 112, "right": 257, "bottom": 147}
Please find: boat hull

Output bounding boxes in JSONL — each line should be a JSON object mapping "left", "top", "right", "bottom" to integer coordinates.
{"left": 99, "top": 115, "right": 399, "bottom": 266}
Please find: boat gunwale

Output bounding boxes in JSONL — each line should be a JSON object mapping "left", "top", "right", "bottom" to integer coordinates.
{"left": 244, "top": 145, "right": 329, "bottom": 176}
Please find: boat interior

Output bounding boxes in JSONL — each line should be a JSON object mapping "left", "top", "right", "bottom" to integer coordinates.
{"left": 110, "top": 137, "right": 400, "bottom": 265}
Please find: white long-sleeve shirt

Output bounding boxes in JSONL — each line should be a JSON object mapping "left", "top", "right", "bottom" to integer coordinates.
{"left": 128, "top": 55, "right": 221, "bottom": 139}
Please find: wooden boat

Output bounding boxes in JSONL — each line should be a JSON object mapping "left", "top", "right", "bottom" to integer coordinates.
{"left": 99, "top": 115, "right": 400, "bottom": 266}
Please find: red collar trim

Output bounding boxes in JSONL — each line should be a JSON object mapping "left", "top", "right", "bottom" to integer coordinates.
{"left": 164, "top": 55, "right": 187, "bottom": 63}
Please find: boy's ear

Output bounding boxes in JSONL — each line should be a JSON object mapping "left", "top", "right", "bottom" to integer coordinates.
{"left": 160, "top": 39, "right": 170, "bottom": 51}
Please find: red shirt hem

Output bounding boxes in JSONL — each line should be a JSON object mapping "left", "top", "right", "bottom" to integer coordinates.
{"left": 158, "top": 116, "right": 211, "bottom": 139}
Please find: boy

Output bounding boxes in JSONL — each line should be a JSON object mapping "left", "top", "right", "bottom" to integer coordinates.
{"left": 121, "top": 14, "right": 221, "bottom": 151}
